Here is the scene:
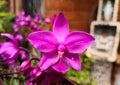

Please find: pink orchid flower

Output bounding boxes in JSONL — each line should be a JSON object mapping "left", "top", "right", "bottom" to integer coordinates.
{"left": 28, "top": 13, "right": 95, "bottom": 72}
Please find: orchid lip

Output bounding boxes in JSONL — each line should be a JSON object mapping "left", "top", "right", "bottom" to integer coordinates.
{"left": 58, "top": 44, "right": 66, "bottom": 57}
{"left": 58, "top": 51, "right": 64, "bottom": 57}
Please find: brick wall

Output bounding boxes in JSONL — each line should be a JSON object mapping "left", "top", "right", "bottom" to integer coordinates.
{"left": 44, "top": 0, "right": 98, "bottom": 32}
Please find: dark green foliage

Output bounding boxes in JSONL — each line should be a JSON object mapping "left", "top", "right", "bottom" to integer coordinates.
{"left": 0, "top": 0, "right": 8, "bottom": 12}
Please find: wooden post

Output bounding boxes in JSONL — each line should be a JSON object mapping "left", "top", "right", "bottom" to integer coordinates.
{"left": 9, "top": 0, "right": 15, "bottom": 13}
{"left": 15, "top": 0, "right": 23, "bottom": 15}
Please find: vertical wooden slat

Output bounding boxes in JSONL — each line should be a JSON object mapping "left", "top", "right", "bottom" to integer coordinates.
{"left": 15, "top": 0, "right": 23, "bottom": 15}
{"left": 9, "top": 0, "right": 15, "bottom": 13}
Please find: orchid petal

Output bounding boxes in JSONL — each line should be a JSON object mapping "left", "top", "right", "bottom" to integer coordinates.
{"left": 40, "top": 52, "right": 59, "bottom": 71}
{"left": 52, "top": 58, "right": 70, "bottom": 72}
{"left": 53, "top": 13, "right": 69, "bottom": 42}
{"left": 28, "top": 31, "right": 58, "bottom": 52}
{"left": 0, "top": 42, "right": 19, "bottom": 63}
{"left": 6, "top": 49, "right": 18, "bottom": 59}
{"left": 63, "top": 51, "right": 81, "bottom": 71}
{"left": 64, "top": 31, "right": 95, "bottom": 54}
{"left": 0, "top": 42, "right": 18, "bottom": 55}
{"left": 1, "top": 33, "right": 18, "bottom": 46}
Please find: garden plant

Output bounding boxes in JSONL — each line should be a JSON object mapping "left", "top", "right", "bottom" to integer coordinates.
{"left": 0, "top": 2, "right": 96, "bottom": 85}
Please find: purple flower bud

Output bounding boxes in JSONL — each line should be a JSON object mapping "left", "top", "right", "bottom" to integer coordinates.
{"left": 30, "top": 22, "right": 39, "bottom": 31}
{"left": 19, "top": 21, "right": 27, "bottom": 26}
{"left": 34, "top": 13, "right": 42, "bottom": 23}
{"left": 16, "top": 33, "right": 24, "bottom": 42}
{"left": 16, "top": 18, "right": 21, "bottom": 24}
{"left": 20, "top": 51, "right": 27, "bottom": 60}
{"left": 18, "top": 11, "right": 25, "bottom": 20}
{"left": 25, "top": 15, "right": 31, "bottom": 22}
{"left": 13, "top": 24, "right": 19, "bottom": 32}
{"left": 20, "top": 60, "right": 31, "bottom": 71}
{"left": 45, "top": 17, "right": 51, "bottom": 24}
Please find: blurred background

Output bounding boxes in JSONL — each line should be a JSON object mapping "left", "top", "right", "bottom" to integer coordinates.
{"left": 1, "top": 0, "right": 120, "bottom": 85}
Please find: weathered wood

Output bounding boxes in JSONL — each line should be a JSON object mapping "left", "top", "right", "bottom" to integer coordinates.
{"left": 15, "top": 0, "right": 23, "bottom": 15}
{"left": 9, "top": 0, "right": 15, "bottom": 13}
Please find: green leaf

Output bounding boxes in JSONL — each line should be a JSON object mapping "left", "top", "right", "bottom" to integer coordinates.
{"left": 91, "top": 82, "right": 97, "bottom": 85}
{"left": 0, "top": 24, "right": 5, "bottom": 32}
{"left": 0, "top": 12, "right": 10, "bottom": 17}
{"left": 10, "top": 78, "right": 14, "bottom": 85}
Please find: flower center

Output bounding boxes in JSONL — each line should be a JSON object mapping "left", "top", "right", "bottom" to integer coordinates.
{"left": 58, "top": 44, "right": 65, "bottom": 57}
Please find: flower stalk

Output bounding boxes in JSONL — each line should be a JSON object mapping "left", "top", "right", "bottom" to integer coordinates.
{"left": 0, "top": 71, "right": 22, "bottom": 77}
